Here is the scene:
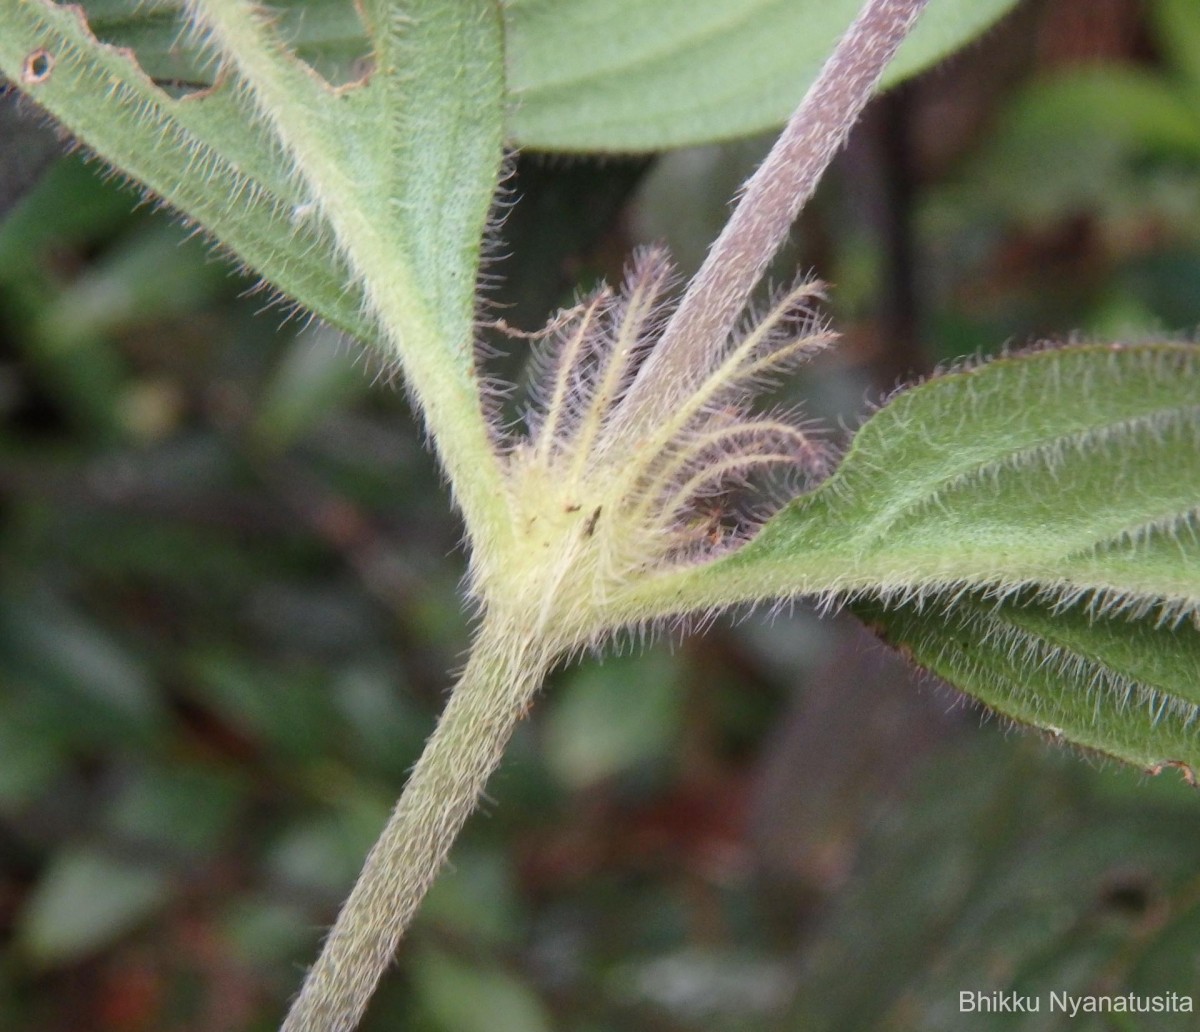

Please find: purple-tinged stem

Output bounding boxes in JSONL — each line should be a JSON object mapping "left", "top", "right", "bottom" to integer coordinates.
{"left": 618, "top": 0, "right": 932, "bottom": 424}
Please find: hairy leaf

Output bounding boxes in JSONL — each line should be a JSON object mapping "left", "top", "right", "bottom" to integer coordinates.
{"left": 1, "top": 0, "right": 511, "bottom": 536}
{"left": 0, "top": 0, "right": 505, "bottom": 369}
{"left": 626, "top": 343, "right": 1200, "bottom": 765}
{"left": 0, "top": 0, "right": 370, "bottom": 338}
{"left": 638, "top": 343, "right": 1200, "bottom": 620}
{"left": 855, "top": 593, "right": 1200, "bottom": 772}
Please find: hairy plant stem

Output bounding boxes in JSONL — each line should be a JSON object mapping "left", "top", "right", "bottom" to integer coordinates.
{"left": 280, "top": 615, "right": 554, "bottom": 1032}
{"left": 281, "top": 2, "right": 934, "bottom": 1029}
{"left": 618, "top": 0, "right": 932, "bottom": 428}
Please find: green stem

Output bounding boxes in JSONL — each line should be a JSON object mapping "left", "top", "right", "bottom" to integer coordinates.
{"left": 280, "top": 616, "right": 553, "bottom": 1032}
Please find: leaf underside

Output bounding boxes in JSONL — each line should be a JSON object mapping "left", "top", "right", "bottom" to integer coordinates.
{"left": 854, "top": 592, "right": 1200, "bottom": 774}
{"left": 632, "top": 342, "right": 1200, "bottom": 772}
{"left": 2, "top": 0, "right": 371, "bottom": 339}
{"left": 1, "top": 0, "right": 503, "bottom": 365}
{"left": 0, "top": 0, "right": 1019, "bottom": 356}
{"left": 33, "top": 0, "right": 1022, "bottom": 151}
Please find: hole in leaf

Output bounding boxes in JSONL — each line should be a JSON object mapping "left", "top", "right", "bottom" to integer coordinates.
{"left": 277, "top": 0, "right": 373, "bottom": 87}
{"left": 74, "top": 0, "right": 371, "bottom": 94}
{"left": 22, "top": 49, "right": 55, "bottom": 85}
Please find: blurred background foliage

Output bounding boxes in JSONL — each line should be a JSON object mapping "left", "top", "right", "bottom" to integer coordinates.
{"left": 3, "top": 0, "right": 1200, "bottom": 1029}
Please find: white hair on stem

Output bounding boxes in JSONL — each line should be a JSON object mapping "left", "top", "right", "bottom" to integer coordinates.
{"left": 280, "top": 2, "right": 934, "bottom": 1030}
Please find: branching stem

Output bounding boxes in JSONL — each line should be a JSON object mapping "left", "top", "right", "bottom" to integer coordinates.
{"left": 279, "top": 2, "right": 933, "bottom": 1029}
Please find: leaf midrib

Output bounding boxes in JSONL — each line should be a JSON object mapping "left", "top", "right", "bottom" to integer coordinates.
{"left": 836, "top": 403, "right": 1200, "bottom": 553}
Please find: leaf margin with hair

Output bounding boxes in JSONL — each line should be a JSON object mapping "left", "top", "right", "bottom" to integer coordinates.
{"left": 853, "top": 591, "right": 1200, "bottom": 774}
{"left": 625, "top": 342, "right": 1200, "bottom": 619}
{"left": 0, "top": 0, "right": 373, "bottom": 340}
{"left": 2, "top": 0, "right": 512, "bottom": 542}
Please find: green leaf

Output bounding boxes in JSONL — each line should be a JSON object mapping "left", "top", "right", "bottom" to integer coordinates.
{"left": 505, "top": 0, "right": 1021, "bottom": 151}
{"left": 6, "top": 0, "right": 505, "bottom": 365}
{"left": 642, "top": 343, "right": 1200, "bottom": 619}
{"left": 1, "top": 0, "right": 512, "bottom": 541}
{"left": 17, "top": 848, "right": 172, "bottom": 966}
{"left": 73, "top": 0, "right": 368, "bottom": 87}
{"left": 351, "top": 0, "right": 505, "bottom": 360}
{"left": 56, "top": 0, "right": 1020, "bottom": 153}
{"left": 628, "top": 343, "right": 1200, "bottom": 767}
{"left": 854, "top": 592, "right": 1200, "bottom": 772}
{"left": 0, "top": 0, "right": 371, "bottom": 339}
